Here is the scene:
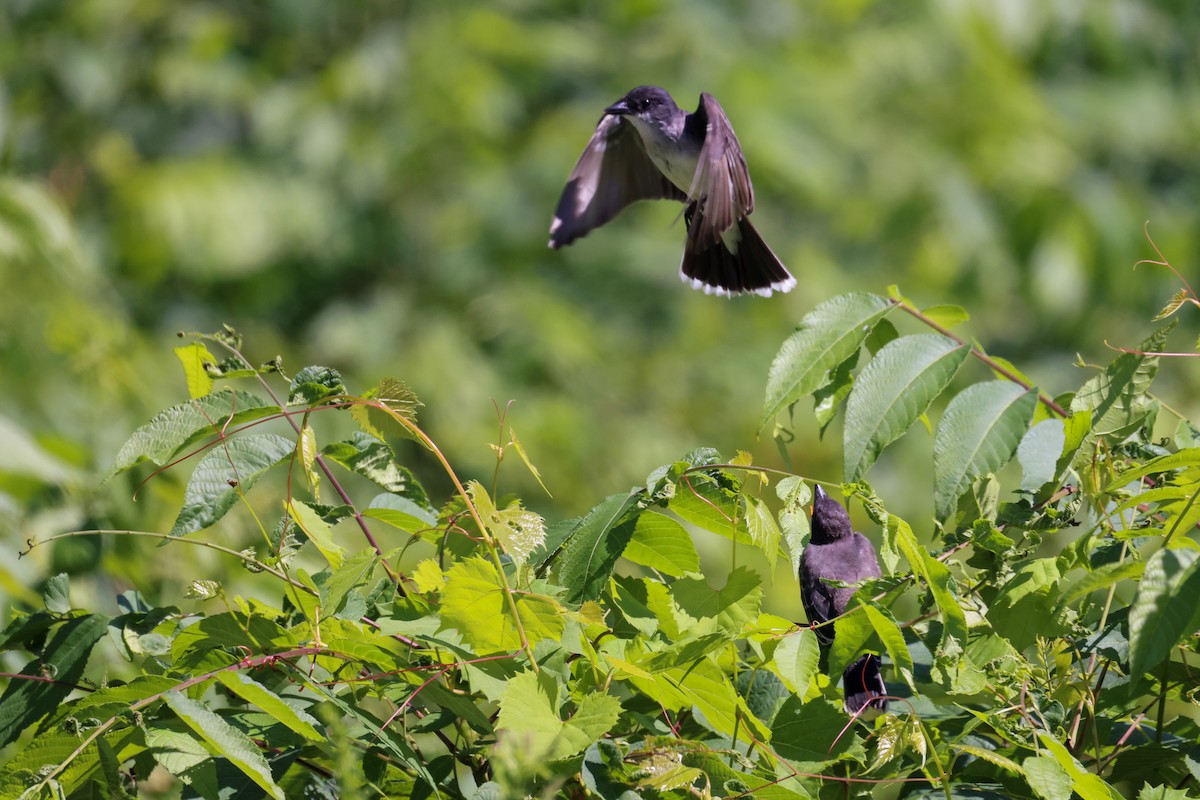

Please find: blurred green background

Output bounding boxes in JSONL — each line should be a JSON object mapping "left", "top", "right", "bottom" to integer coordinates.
{"left": 3, "top": 1, "right": 1199, "bottom": 608}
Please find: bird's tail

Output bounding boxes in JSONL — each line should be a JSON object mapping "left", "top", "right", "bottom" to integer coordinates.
{"left": 680, "top": 211, "right": 796, "bottom": 297}
{"left": 842, "top": 654, "right": 888, "bottom": 716}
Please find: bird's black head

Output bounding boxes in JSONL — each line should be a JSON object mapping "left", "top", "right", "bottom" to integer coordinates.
{"left": 605, "top": 86, "right": 679, "bottom": 121}
{"left": 811, "top": 485, "right": 854, "bottom": 544}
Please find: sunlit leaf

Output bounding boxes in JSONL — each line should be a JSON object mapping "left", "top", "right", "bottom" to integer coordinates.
{"left": 170, "top": 433, "right": 295, "bottom": 536}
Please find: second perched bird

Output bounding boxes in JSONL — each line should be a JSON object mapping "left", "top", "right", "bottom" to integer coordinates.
{"left": 548, "top": 86, "right": 795, "bottom": 297}
{"left": 800, "top": 485, "right": 888, "bottom": 715}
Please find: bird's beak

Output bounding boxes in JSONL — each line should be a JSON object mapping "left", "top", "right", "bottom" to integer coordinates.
{"left": 813, "top": 484, "right": 827, "bottom": 501}
{"left": 605, "top": 100, "right": 630, "bottom": 116}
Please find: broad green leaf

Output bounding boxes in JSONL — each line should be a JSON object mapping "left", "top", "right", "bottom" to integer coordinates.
{"left": 934, "top": 382, "right": 1037, "bottom": 519}
{"left": 214, "top": 671, "right": 324, "bottom": 742}
{"left": 324, "top": 432, "right": 432, "bottom": 509}
{"left": 1106, "top": 447, "right": 1200, "bottom": 492}
{"left": 288, "top": 498, "right": 346, "bottom": 570}
{"left": 1128, "top": 548, "right": 1200, "bottom": 681}
{"left": 351, "top": 377, "right": 422, "bottom": 443}
{"left": 772, "top": 628, "right": 821, "bottom": 693}
{"left": 107, "top": 389, "right": 279, "bottom": 478}
{"left": 318, "top": 548, "right": 377, "bottom": 616}
{"left": 287, "top": 365, "right": 345, "bottom": 406}
{"left": 1061, "top": 560, "right": 1145, "bottom": 607}
{"left": 0, "top": 614, "right": 109, "bottom": 747}
{"left": 812, "top": 349, "right": 859, "bottom": 435}
{"left": 554, "top": 491, "right": 641, "bottom": 605}
{"left": 843, "top": 334, "right": 970, "bottom": 482}
{"left": 170, "top": 433, "right": 295, "bottom": 536}
{"left": 412, "top": 559, "right": 445, "bottom": 593}
{"left": 441, "top": 557, "right": 565, "bottom": 654}
{"left": 1072, "top": 322, "right": 1172, "bottom": 437}
{"left": 1017, "top": 419, "right": 1066, "bottom": 492}
{"left": 641, "top": 632, "right": 729, "bottom": 672}
{"left": 496, "top": 671, "right": 621, "bottom": 761}
{"left": 1037, "top": 732, "right": 1123, "bottom": 800}
{"left": 174, "top": 341, "right": 217, "bottom": 398}
{"left": 771, "top": 695, "right": 858, "bottom": 765}
{"left": 620, "top": 511, "right": 699, "bottom": 577}
{"left": 669, "top": 471, "right": 748, "bottom": 543}
{"left": 672, "top": 566, "right": 763, "bottom": 635}
{"left": 1138, "top": 786, "right": 1194, "bottom": 800}
{"left": 164, "top": 690, "right": 285, "bottom": 800}
{"left": 43, "top": 573, "right": 70, "bottom": 614}
{"left": 1023, "top": 755, "right": 1072, "bottom": 800}
{"left": 761, "top": 292, "right": 893, "bottom": 428}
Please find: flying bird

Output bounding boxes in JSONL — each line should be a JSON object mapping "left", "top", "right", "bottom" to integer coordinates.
{"left": 548, "top": 86, "right": 795, "bottom": 297}
{"left": 799, "top": 485, "right": 888, "bottom": 716}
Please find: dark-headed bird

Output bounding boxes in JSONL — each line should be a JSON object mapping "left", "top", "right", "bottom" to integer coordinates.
{"left": 799, "top": 485, "right": 888, "bottom": 716}
{"left": 548, "top": 86, "right": 795, "bottom": 297}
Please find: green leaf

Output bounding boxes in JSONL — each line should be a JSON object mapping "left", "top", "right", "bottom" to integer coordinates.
{"left": 363, "top": 492, "right": 438, "bottom": 535}
{"left": 43, "top": 573, "right": 70, "bottom": 614}
{"left": 351, "top": 378, "right": 422, "bottom": 443}
{"left": 554, "top": 492, "right": 641, "bottom": 605}
{"left": 771, "top": 695, "right": 858, "bottom": 765}
{"left": 214, "top": 671, "right": 324, "bottom": 742}
{"left": 164, "top": 691, "right": 285, "bottom": 800}
{"left": 772, "top": 628, "right": 821, "bottom": 693}
{"left": 1017, "top": 419, "right": 1066, "bottom": 492}
{"left": 921, "top": 303, "right": 970, "bottom": 330}
{"left": 318, "top": 548, "right": 378, "bottom": 616}
{"left": 863, "top": 603, "right": 914, "bottom": 688}
{"left": 287, "top": 498, "right": 346, "bottom": 570}
{"left": 775, "top": 476, "right": 812, "bottom": 579}
{"left": 287, "top": 365, "right": 345, "bottom": 406}
{"left": 107, "top": 389, "right": 279, "bottom": 478}
{"left": 1106, "top": 447, "right": 1200, "bottom": 492}
{"left": 672, "top": 566, "right": 763, "bottom": 635}
{"left": 761, "top": 292, "right": 893, "bottom": 429}
{"left": 813, "top": 349, "right": 859, "bottom": 435}
{"left": 174, "top": 342, "right": 217, "bottom": 398}
{"left": 669, "top": 471, "right": 746, "bottom": 543}
{"left": 323, "top": 432, "right": 432, "bottom": 508}
{"left": 1128, "top": 547, "right": 1200, "bottom": 681}
{"left": 933, "top": 382, "right": 1037, "bottom": 519}
{"left": 0, "top": 614, "right": 109, "bottom": 747}
{"left": 441, "top": 557, "right": 565, "bottom": 654}
{"left": 1023, "top": 755, "right": 1072, "bottom": 800}
{"left": 1071, "top": 322, "right": 1173, "bottom": 442}
{"left": 497, "top": 671, "right": 621, "bottom": 761}
{"left": 1036, "top": 732, "right": 1123, "bottom": 800}
{"left": 745, "top": 496, "right": 782, "bottom": 572}
{"left": 170, "top": 433, "right": 295, "bottom": 536}
{"left": 620, "top": 510, "right": 699, "bottom": 577}
{"left": 843, "top": 334, "right": 970, "bottom": 482}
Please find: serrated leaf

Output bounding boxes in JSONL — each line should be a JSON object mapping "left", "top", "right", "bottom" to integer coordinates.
{"left": 669, "top": 471, "right": 747, "bottom": 543}
{"left": 412, "top": 559, "right": 445, "bottom": 593}
{"left": 174, "top": 342, "right": 217, "bottom": 398}
{"left": 1017, "top": 419, "right": 1066, "bottom": 492}
{"left": 745, "top": 496, "right": 782, "bottom": 572}
{"left": 672, "top": 566, "right": 763, "bottom": 635}
{"left": 1023, "top": 755, "right": 1072, "bottom": 800}
{"left": 621, "top": 511, "right": 699, "bottom": 577}
{"left": 496, "top": 670, "right": 620, "bottom": 762}
{"left": 43, "top": 573, "right": 70, "bottom": 614}
{"left": 287, "top": 498, "right": 345, "bottom": 570}
{"left": 1037, "top": 732, "right": 1123, "bottom": 800}
{"left": 843, "top": 334, "right": 970, "bottom": 482}
{"left": 934, "top": 382, "right": 1037, "bottom": 519}
{"left": 1154, "top": 288, "right": 1189, "bottom": 321}
{"left": 363, "top": 493, "right": 438, "bottom": 535}
{"left": 441, "top": 557, "right": 565, "bottom": 654}
{"left": 0, "top": 614, "right": 108, "bottom": 747}
{"left": 553, "top": 492, "right": 641, "bottom": 605}
{"left": 775, "top": 476, "right": 812, "bottom": 579}
{"left": 863, "top": 603, "right": 914, "bottom": 688}
{"left": 761, "top": 292, "right": 893, "bottom": 429}
{"left": 770, "top": 695, "right": 857, "bottom": 764}
{"left": 215, "top": 671, "right": 324, "bottom": 742}
{"left": 287, "top": 365, "right": 345, "bottom": 406}
{"left": 1128, "top": 548, "right": 1200, "bottom": 681}
{"left": 318, "top": 548, "right": 377, "bottom": 616}
{"left": 351, "top": 378, "right": 422, "bottom": 443}
{"left": 164, "top": 691, "right": 285, "bottom": 800}
{"left": 170, "top": 433, "right": 295, "bottom": 536}
{"left": 1071, "top": 322, "right": 1173, "bottom": 441}
{"left": 322, "top": 432, "right": 432, "bottom": 508}
{"left": 107, "top": 389, "right": 279, "bottom": 479}
{"left": 772, "top": 628, "right": 821, "bottom": 693}
{"left": 813, "top": 349, "right": 859, "bottom": 435}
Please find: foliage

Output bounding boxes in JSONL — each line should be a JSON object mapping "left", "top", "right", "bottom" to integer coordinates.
{"left": 2, "top": 292, "right": 1199, "bottom": 798}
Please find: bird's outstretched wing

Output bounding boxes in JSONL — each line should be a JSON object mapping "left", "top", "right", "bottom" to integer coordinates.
{"left": 549, "top": 114, "right": 685, "bottom": 249}
{"left": 686, "top": 92, "right": 755, "bottom": 250}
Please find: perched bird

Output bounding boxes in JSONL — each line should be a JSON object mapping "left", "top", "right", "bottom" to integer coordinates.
{"left": 799, "top": 485, "right": 888, "bottom": 715}
{"left": 548, "top": 86, "right": 795, "bottom": 297}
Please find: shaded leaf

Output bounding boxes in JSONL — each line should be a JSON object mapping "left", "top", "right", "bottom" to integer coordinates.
{"left": 1128, "top": 548, "right": 1200, "bottom": 681}
{"left": 170, "top": 433, "right": 295, "bottom": 536}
